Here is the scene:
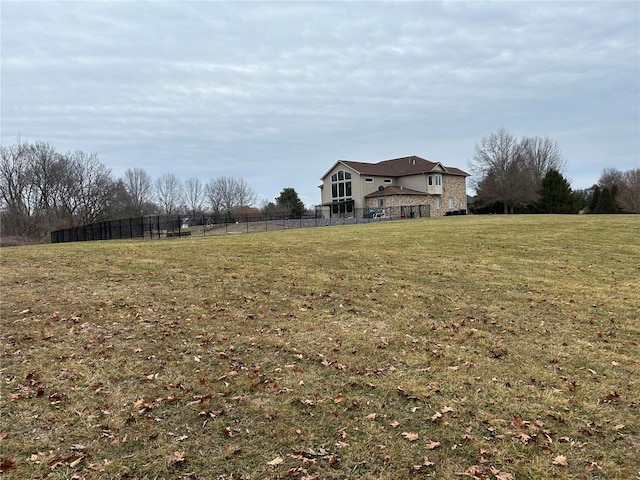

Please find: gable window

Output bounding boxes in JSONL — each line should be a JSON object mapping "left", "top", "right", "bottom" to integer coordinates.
{"left": 330, "top": 170, "right": 352, "bottom": 205}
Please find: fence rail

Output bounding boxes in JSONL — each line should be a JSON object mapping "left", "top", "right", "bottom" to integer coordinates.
{"left": 50, "top": 205, "right": 431, "bottom": 243}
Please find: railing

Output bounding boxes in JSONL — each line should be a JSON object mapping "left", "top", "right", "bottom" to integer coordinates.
{"left": 50, "top": 205, "right": 431, "bottom": 243}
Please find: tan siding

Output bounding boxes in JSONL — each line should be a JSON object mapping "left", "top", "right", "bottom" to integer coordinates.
{"left": 322, "top": 164, "right": 361, "bottom": 207}
{"left": 398, "top": 175, "right": 426, "bottom": 192}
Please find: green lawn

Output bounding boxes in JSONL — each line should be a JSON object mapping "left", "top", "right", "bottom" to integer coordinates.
{"left": 1, "top": 215, "right": 638, "bottom": 479}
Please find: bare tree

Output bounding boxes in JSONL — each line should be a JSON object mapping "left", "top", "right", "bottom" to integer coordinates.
{"left": 122, "top": 168, "right": 154, "bottom": 215}
{"left": 598, "top": 168, "right": 624, "bottom": 189}
{"left": 520, "top": 136, "right": 566, "bottom": 184}
{"left": 155, "top": 173, "right": 183, "bottom": 214}
{"left": 469, "top": 129, "right": 535, "bottom": 213}
{"left": 205, "top": 177, "right": 256, "bottom": 214}
{"left": 1, "top": 141, "right": 118, "bottom": 238}
{"left": 616, "top": 168, "right": 640, "bottom": 213}
{"left": 184, "top": 177, "right": 205, "bottom": 216}
{"left": 28, "top": 142, "right": 66, "bottom": 215}
{"left": 235, "top": 177, "right": 257, "bottom": 209}
{"left": 58, "top": 150, "right": 117, "bottom": 226}
{"left": 469, "top": 129, "right": 566, "bottom": 213}
{"left": 0, "top": 142, "right": 33, "bottom": 236}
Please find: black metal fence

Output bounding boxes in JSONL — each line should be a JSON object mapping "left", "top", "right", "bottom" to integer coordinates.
{"left": 50, "top": 204, "right": 431, "bottom": 243}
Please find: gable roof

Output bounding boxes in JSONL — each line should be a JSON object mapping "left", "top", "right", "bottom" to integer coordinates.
{"left": 321, "top": 155, "right": 469, "bottom": 179}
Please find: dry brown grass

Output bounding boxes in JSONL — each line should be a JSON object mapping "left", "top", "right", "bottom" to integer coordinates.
{"left": 1, "top": 215, "right": 639, "bottom": 479}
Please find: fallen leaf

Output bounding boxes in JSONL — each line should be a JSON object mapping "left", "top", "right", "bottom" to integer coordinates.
{"left": 518, "top": 432, "right": 531, "bottom": 444}
{"left": 333, "top": 394, "right": 345, "bottom": 403}
{"left": 69, "top": 454, "right": 85, "bottom": 468}
{"left": 425, "top": 441, "right": 441, "bottom": 450}
{"left": 167, "top": 451, "right": 186, "bottom": 466}
{"left": 495, "top": 471, "right": 515, "bottom": 480}
{"left": 365, "top": 413, "right": 377, "bottom": 420}
{"left": 401, "top": 432, "right": 419, "bottom": 442}
{"left": 604, "top": 391, "right": 620, "bottom": 403}
{"left": 0, "top": 431, "right": 9, "bottom": 441}
{"left": 586, "top": 461, "right": 601, "bottom": 472}
{"left": 0, "top": 458, "right": 17, "bottom": 472}
{"left": 267, "top": 456, "right": 284, "bottom": 466}
{"left": 410, "top": 457, "right": 435, "bottom": 473}
{"left": 552, "top": 455, "right": 568, "bottom": 467}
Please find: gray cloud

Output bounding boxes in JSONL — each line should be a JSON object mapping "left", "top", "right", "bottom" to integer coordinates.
{"left": 2, "top": 1, "right": 638, "bottom": 206}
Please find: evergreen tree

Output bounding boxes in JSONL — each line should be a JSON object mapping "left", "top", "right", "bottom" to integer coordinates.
{"left": 537, "top": 169, "right": 579, "bottom": 213}
{"left": 594, "top": 186, "right": 619, "bottom": 213}
{"left": 275, "top": 188, "right": 305, "bottom": 218}
{"left": 588, "top": 185, "right": 601, "bottom": 212}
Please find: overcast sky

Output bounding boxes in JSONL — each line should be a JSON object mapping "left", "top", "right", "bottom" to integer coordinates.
{"left": 2, "top": 1, "right": 638, "bottom": 207}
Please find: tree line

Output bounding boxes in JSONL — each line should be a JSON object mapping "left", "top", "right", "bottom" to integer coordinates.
{"left": 469, "top": 129, "right": 639, "bottom": 215}
{"left": 0, "top": 140, "right": 306, "bottom": 243}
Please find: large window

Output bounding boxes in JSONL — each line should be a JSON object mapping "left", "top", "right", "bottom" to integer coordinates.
{"left": 330, "top": 170, "right": 352, "bottom": 204}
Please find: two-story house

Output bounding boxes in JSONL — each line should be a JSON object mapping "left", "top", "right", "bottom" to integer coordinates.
{"left": 319, "top": 155, "right": 469, "bottom": 217}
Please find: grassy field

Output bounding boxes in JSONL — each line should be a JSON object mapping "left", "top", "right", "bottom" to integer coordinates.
{"left": 1, "top": 215, "right": 638, "bottom": 480}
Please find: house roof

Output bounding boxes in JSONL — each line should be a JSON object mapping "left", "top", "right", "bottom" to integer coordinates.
{"left": 321, "top": 155, "right": 469, "bottom": 179}
{"left": 365, "top": 185, "right": 427, "bottom": 198}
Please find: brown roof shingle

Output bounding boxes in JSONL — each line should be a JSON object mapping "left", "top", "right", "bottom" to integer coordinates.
{"left": 339, "top": 155, "right": 469, "bottom": 177}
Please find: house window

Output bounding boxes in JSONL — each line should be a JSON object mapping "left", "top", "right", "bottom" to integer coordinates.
{"left": 448, "top": 197, "right": 454, "bottom": 209}
{"left": 384, "top": 179, "right": 392, "bottom": 183}
{"left": 377, "top": 198, "right": 385, "bottom": 208}
{"left": 332, "top": 200, "right": 353, "bottom": 214}
{"left": 435, "top": 197, "right": 441, "bottom": 209}
{"left": 331, "top": 170, "right": 353, "bottom": 203}
{"left": 428, "top": 175, "right": 442, "bottom": 186}
{"left": 365, "top": 178, "right": 374, "bottom": 183}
